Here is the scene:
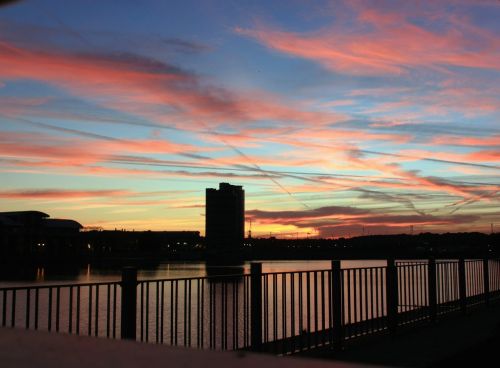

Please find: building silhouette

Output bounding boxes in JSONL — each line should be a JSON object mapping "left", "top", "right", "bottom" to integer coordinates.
{"left": 0, "top": 211, "right": 82, "bottom": 258}
{"left": 205, "top": 183, "right": 244, "bottom": 257}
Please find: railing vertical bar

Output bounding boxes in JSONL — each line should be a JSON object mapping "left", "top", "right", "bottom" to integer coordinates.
{"left": 161, "top": 281, "right": 165, "bottom": 344}
{"left": 353, "top": 269, "right": 358, "bottom": 336}
{"left": 48, "top": 288, "right": 52, "bottom": 331}
{"left": 327, "top": 269, "right": 333, "bottom": 345}
{"left": 375, "top": 268, "right": 379, "bottom": 330}
{"left": 106, "top": 285, "right": 110, "bottom": 338}
{"left": 250, "top": 263, "right": 262, "bottom": 352}
{"left": 273, "top": 273, "right": 277, "bottom": 343}
{"left": 437, "top": 263, "right": 442, "bottom": 313}
{"left": 201, "top": 279, "right": 205, "bottom": 349}
{"left": 306, "top": 271, "right": 311, "bottom": 350}
{"left": 174, "top": 280, "right": 178, "bottom": 346}
{"left": 94, "top": 285, "right": 99, "bottom": 336}
{"left": 76, "top": 286, "right": 80, "bottom": 335}
{"left": 222, "top": 281, "right": 227, "bottom": 350}
{"left": 282, "top": 273, "right": 287, "bottom": 350}
{"left": 381, "top": 269, "right": 386, "bottom": 330}
{"left": 112, "top": 284, "right": 116, "bottom": 339}
{"left": 156, "top": 281, "right": 160, "bottom": 344}
{"left": 11, "top": 289, "right": 16, "bottom": 327}
{"left": 331, "top": 261, "right": 342, "bottom": 350}
{"left": 423, "top": 263, "right": 429, "bottom": 319}
{"left": 146, "top": 282, "right": 150, "bottom": 343}
{"left": 209, "top": 281, "right": 213, "bottom": 349}
{"left": 386, "top": 259, "right": 398, "bottom": 333}
{"left": 244, "top": 276, "right": 248, "bottom": 348}
{"left": 88, "top": 285, "right": 92, "bottom": 336}
{"left": 476, "top": 261, "right": 480, "bottom": 298}
{"left": 25, "top": 288, "right": 30, "bottom": 329}
{"left": 266, "top": 274, "right": 269, "bottom": 344}
{"left": 364, "top": 268, "right": 368, "bottom": 333}
{"left": 421, "top": 263, "right": 425, "bottom": 315}
{"left": 417, "top": 265, "right": 422, "bottom": 319}
{"left": 290, "top": 272, "right": 295, "bottom": 353}
{"left": 120, "top": 268, "right": 137, "bottom": 341}
{"left": 34, "top": 288, "right": 39, "bottom": 330}
{"left": 313, "top": 271, "right": 318, "bottom": 346}
{"left": 369, "top": 269, "right": 374, "bottom": 332}
{"left": 56, "top": 287, "right": 60, "bottom": 332}
{"left": 459, "top": 259, "right": 467, "bottom": 314}
{"left": 405, "top": 265, "right": 409, "bottom": 315}
{"left": 140, "top": 282, "right": 144, "bottom": 342}
{"left": 1, "top": 290, "right": 6, "bottom": 327}
{"left": 346, "top": 269, "right": 351, "bottom": 335}
{"left": 447, "top": 262, "right": 450, "bottom": 308}
{"left": 69, "top": 286, "right": 73, "bottom": 333}
{"left": 184, "top": 280, "right": 188, "bottom": 347}
{"left": 233, "top": 280, "right": 237, "bottom": 350}
{"left": 224, "top": 282, "right": 228, "bottom": 350}
{"left": 298, "top": 272, "right": 303, "bottom": 350}
{"left": 412, "top": 265, "right": 417, "bottom": 315}
{"left": 484, "top": 259, "right": 490, "bottom": 305}
{"left": 196, "top": 279, "right": 200, "bottom": 348}
{"left": 188, "top": 279, "right": 192, "bottom": 347}
{"left": 320, "top": 271, "right": 325, "bottom": 345}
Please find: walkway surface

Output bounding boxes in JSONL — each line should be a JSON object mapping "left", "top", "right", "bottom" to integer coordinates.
{"left": 2, "top": 304, "right": 499, "bottom": 368}
{"left": 0, "top": 327, "right": 376, "bottom": 368}
{"left": 299, "top": 303, "right": 500, "bottom": 367}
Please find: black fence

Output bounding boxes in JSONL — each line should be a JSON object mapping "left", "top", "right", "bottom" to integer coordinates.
{"left": 1, "top": 258, "right": 499, "bottom": 355}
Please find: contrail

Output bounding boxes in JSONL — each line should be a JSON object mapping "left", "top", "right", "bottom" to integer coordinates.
{"left": 205, "top": 126, "right": 311, "bottom": 210}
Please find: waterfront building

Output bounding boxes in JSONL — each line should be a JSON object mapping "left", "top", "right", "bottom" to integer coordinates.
{"left": 205, "top": 183, "right": 244, "bottom": 255}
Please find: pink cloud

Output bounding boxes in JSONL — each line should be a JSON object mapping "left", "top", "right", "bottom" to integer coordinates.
{"left": 432, "top": 135, "right": 500, "bottom": 147}
{"left": 0, "top": 40, "right": 339, "bottom": 127}
{"left": 237, "top": 7, "right": 500, "bottom": 76}
{"left": 0, "top": 189, "right": 131, "bottom": 199}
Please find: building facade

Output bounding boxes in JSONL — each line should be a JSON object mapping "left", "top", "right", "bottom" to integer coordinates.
{"left": 205, "top": 183, "right": 244, "bottom": 253}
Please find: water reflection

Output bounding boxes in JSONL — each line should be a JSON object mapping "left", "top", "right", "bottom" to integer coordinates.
{"left": 0, "top": 260, "right": 385, "bottom": 287}
{"left": 205, "top": 260, "right": 245, "bottom": 282}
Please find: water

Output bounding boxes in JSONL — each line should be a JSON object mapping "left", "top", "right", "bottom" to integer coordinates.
{"left": 0, "top": 259, "right": 385, "bottom": 287}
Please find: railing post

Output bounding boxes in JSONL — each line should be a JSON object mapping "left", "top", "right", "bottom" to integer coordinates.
{"left": 121, "top": 267, "right": 137, "bottom": 340}
{"left": 458, "top": 258, "right": 467, "bottom": 314}
{"left": 250, "top": 262, "right": 262, "bottom": 351}
{"left": 428, "top": 258, "right": 437, "bottom": 322}
{"left": 483, "top": 258, "right": 490, "bottom": 306}
{"left": 386, "top": 259, "right": 398, "bottom": 333}
{"left": 331, "top": 260, "right": 343, "bottom": 349}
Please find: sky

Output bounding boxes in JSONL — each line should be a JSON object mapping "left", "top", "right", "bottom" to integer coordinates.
{"left": 0, "top": 0, "right": 499, "bottom": 238}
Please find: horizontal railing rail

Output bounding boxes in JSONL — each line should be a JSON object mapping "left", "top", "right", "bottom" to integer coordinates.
{"left": 1, "top": 258, "right": 499, "bottom": 355}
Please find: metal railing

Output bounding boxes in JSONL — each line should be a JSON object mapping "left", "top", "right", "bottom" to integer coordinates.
{"left": 1, "top": 258, "right": 499, "bottom": 355}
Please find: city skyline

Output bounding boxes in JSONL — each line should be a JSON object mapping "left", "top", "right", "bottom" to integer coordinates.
{"left": 0, "top": 0, "right": 499, "bottom": 237}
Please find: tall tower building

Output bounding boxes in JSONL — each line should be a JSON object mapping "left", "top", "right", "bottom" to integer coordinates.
{"left": 205, "top": 183, "right": 244, "bottom": 253}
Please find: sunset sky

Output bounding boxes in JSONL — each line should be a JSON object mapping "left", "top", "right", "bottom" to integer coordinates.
{"left": 0, "top": 0, "right": 499, "bottom": 237}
